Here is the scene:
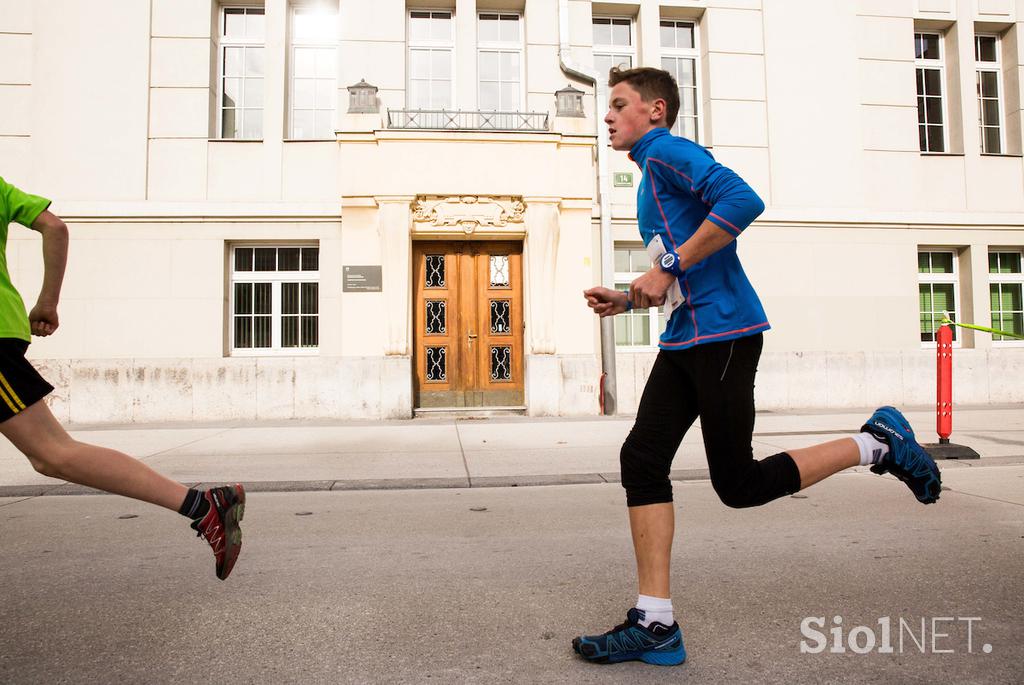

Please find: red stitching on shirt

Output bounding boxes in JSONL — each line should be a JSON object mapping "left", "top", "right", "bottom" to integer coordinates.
{"left": 648, "top": 157, "right": 711, "bottom": 205}
{"left": 646, "top": 160, "right": 678, "bottom": 250}
{"left": 708, "top": 212, "right": 742, "bottom": 237}
{"left": 648, "top": 157, "right": 693, "bottom": 184}
{"left": 660, "top": 321, "right": 770, "bottom": 347}
{"left": 682, "top": 276, "right": 698, "bottom": 339}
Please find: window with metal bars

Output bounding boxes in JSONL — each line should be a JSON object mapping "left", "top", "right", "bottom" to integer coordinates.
{"left": 230, "top": 245, "right": 320, "bottom": 354}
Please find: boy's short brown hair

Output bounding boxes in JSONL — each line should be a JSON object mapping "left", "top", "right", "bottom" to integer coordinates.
{"left": 608, "top": 66, "right": 680, "bottom": 129}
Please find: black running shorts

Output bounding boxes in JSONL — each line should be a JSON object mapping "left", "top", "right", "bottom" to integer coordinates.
{"left": 0, "top": 338, "right": 53, "bottom": 422}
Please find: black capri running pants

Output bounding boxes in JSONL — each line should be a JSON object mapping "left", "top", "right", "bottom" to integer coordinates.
{"left": 620, "top": 333, "right": 801, "bottom": 508}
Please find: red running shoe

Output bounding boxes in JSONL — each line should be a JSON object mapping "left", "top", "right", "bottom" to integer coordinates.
{"left": 190, "top": 484, "right": 246, "bottom": 580}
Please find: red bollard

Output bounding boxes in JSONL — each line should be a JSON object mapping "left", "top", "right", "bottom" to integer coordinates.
{"left": 925, "top": 323, "right": 977, "bottom": 458}
{"left": 936, "top": 324, "right": 953, "bottom": 443}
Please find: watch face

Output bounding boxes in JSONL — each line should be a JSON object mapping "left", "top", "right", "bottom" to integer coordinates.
{"left": 660, "top": 253, "right": 675, "bottom": 268}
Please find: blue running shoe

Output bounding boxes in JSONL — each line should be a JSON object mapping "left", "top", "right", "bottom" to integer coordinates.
{"left": 861, "top": 406, "right": 942, "bottom": 504}
{"left": 573, "top": 608, "right": 686, "bottom": 666}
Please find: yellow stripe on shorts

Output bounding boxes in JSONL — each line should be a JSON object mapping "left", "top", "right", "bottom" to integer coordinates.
{"left": 0, "top": 370, "right": 26, "bottom": 410}
{"left": 0, "top": 383, "right": 19, "bottom": 414}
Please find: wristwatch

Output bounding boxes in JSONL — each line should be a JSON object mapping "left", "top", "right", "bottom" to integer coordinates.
{"left": 658, "top": 251, "right": 685, "bottom": 278}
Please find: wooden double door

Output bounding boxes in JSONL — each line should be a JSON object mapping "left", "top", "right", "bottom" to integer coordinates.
{"left": 413, "top": 241, "right": 524, "bottom": 408}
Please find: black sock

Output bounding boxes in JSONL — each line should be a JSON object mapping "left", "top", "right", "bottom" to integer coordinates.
{"left": 178, "top": 488, "right": 210, "bottom": 520}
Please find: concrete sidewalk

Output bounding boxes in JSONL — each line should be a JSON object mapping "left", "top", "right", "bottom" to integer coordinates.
{"left": 1, "top": 405, "right": 1023, "bottom": 497}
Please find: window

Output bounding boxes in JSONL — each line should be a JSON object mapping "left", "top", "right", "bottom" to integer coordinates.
{"left": 915, "top": 32, "right": 947, "bottom": 152}
{"left": 660, "top": 20, "right": 699, "bottom": 142}
{"left": 478, "top": 13, "right": 522, "bottom": 112}
{"left": 918, "top": 250, "right": 958, "bottom": 343}
{"left": 290, "top": 6, "right": 337, "bottom": 139}
{"left": 220, "top": 7, "right": 265, "bottom": 139}
{"left": 408, "top": 10, "right": 454, "bottom": 110}
{"left": 976, "top": 35, "right": 1004, "bottom": 154}
{"left": 614, "top": 246, "right": 666, "bottom": 348}
{"left": 593, "top": 17, "right": 634, "bottom": 79}
{"left": 989, "top": 251, "right": 1023, "bottom": 342}
{"left": 231, "top": 245, "right": 320, "bottom": 354}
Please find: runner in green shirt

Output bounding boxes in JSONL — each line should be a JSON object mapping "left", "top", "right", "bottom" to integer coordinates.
{"left": 0, "top": 176, "right": 246, "bottom": 580}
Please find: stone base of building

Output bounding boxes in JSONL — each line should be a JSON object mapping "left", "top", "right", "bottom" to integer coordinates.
{"left": 32, "top": 356, "right": 414, "bottom": 425}
{"left": 25, "top": 349, "right": 1022, "bottom": 426}
{"left": 525, "top": 354, "right": 602, "bottom": 416}
{"left": 615, "top": 348, "right": 1024, "bottom": 413}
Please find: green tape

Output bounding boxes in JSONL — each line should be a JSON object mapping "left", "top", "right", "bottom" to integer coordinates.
{"left": 939, "top": 317, "right": 1024, "bottom": 340}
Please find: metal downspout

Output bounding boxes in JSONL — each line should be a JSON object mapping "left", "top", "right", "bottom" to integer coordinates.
{"left": 557, "top": 0, "right": 618, "bottom": 414}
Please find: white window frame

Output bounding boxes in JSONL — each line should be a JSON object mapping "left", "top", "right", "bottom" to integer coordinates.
{"left": 614, "top": 245, "right": 665, "bottom": 350}
{"left": 918, "top": 249, "right": 961, "bottom": 348}
{"left": 592, "top": 16, "right": 636, "bottom": 78}
{"left": 217, "top": 6, "right": 266, "bottom": 140}
{"left": 988, "top": 249, "right": 1024, "bottom": 347}
{"left": 659, "top": 18, "right": 701, "bottom": 143}
{"left": 477, "top": 11, "right": 524, "bottom": 112}
{"left": 915, "top": 31, "right": 949, "bottom": 153}
{"left": 288, "top": 5, "right": 338, "bottom": 140}
{"left": 407, "top": 9, "right": 455, "bottom": 110}
{"left": 229, "top": 244, "right": 320, "bottom": 356}
{"left": 975, "top": 33, "right": 1006, "bottom": 155}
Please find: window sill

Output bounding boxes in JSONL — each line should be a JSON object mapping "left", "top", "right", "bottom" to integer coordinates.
{"left": 209, "top": 138, "right": 264, "bottom": 143}
{"left": 981, "top": 152, "right": 1024, "bottom": 158}
{"left": 919, "top": 152, "right": 965, "bottom": 157}
{"left": 284, "top": 138, "right": 337, "bottom": 143}
{"left": 229, "top": 350, "right": 320, "bottom": 357}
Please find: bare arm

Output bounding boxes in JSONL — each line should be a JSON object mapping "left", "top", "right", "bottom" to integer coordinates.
{"left": 676, "top": 218, "right": 736, "bottom": 271}
{"left": 28, "top": 209, "right": 69, "bottom": 336}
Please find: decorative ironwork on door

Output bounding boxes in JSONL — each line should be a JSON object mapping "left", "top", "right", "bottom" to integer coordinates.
{"left": 413, "top": 242, "right": 524, "bottom": 408}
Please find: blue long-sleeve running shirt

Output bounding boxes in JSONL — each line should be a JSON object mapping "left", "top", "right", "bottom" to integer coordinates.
{"left": 629, "top": 127, "right": 770, "bottom": 350}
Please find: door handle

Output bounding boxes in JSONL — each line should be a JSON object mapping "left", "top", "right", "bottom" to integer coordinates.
{"left": 468, "top": 332, "right": 478, "bottom": 340}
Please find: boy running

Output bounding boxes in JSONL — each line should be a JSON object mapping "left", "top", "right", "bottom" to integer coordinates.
{"left": 574, "top": 67, "right": 941, "bottom": 666}
{"left": 0, "top": 176, "right": 245, "bottom": 580}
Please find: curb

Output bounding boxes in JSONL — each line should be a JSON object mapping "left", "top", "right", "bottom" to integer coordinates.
{"left": 2, "top": 458, "right": 1022, "bottom": 499}
{"left": 0, "top": 468, "right": 711, "bottom": 498}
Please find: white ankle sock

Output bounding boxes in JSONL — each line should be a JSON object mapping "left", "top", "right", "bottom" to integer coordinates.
{"left": 636, "top": 594, "right": 673, "bottom": 628}
{"left": 853, "top": 432, "right": 889, "bottom": 466}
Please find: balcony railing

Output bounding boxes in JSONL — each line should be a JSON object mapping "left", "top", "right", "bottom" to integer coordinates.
{"left": 387, "top": 109, "right": 549, "bottom": 132}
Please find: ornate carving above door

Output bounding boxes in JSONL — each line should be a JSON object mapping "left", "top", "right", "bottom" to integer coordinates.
{"left": 410, "top": 195, "right": 527, "bottom": 239}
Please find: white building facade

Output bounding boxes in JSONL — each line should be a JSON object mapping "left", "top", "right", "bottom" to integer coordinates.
{"left": 1, "top": 0, "right": 1022, "bottom": 424}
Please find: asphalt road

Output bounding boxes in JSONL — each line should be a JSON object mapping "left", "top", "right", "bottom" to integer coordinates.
{"left": 1, "top": 467, "right": 1022, "bottom": 684}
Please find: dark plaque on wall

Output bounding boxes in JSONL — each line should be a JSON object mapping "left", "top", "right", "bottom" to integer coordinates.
{"left": 343, "top": 265, "right": 382, "bottom": 292}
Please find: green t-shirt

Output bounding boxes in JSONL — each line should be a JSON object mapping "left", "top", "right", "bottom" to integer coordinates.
{"left": 0, "top": 176, "right": 51, "bottom": 341}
